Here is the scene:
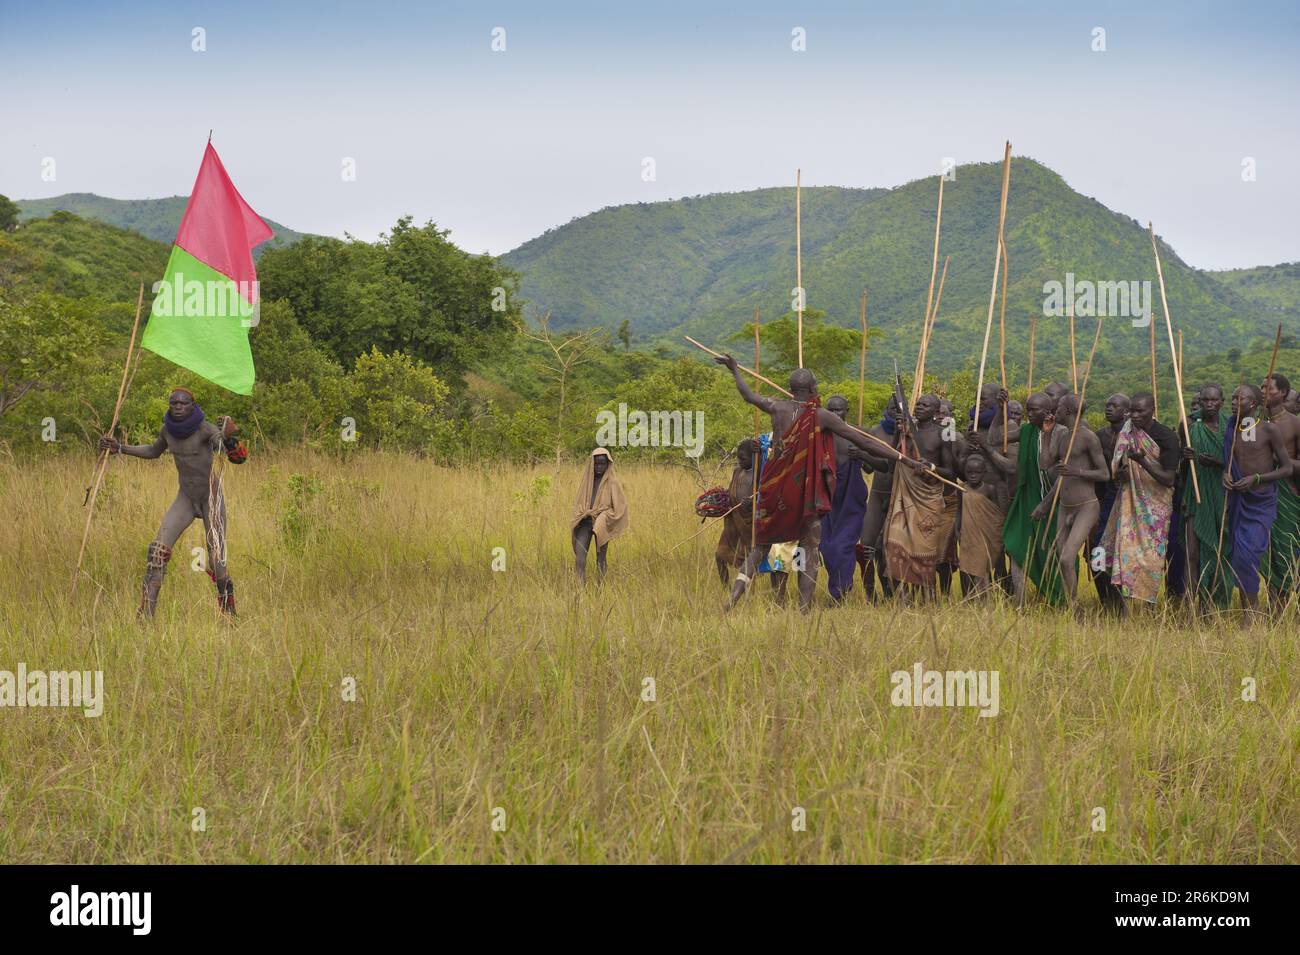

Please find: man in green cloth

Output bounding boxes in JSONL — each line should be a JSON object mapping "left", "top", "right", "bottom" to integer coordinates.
{"left": 1003, "top": 392, "right": 1064, "bottom": 606}
{"left": 1180, "top": 384, "right": 1232, "bottom": 611}
{"left": 1263, "top": 373, "right": 1300, "bottom": 605}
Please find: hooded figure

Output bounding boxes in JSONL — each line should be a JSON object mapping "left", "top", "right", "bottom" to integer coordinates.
{"left": 571, "top": 447, "right": 629, "bottom": 582}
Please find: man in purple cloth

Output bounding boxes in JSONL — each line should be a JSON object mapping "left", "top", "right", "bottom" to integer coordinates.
{"left": 1223, "top": 384, "right": 1293, "bottom": 613}
{"left": 819, "top": 395, "right": 883, "bottom": 601}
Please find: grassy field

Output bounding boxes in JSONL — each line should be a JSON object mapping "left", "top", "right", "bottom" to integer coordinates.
{"left": 0, "top": 451, "right": 1295, "bottom": 863}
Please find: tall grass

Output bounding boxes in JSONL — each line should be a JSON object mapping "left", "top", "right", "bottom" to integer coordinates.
{"left": 0, "top": 451, "right": 1294, "bottom": 863}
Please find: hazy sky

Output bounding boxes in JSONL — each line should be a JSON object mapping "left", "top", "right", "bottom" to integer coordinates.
{"left": 3, "top": 0, "right": 1297, "bottom": 269}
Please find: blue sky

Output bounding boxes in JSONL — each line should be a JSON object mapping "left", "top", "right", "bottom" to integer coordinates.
{"left": 2, "top": 0, "right": 1297, "bottom": 268}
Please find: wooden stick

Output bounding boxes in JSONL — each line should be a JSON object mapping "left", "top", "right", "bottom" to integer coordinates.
{"left": 684, "top": 335, "right": 966, "bottom": 493}
{"left": 914, "top": 256, "right": 949, "bottom": 405}
{"left": 1148, "top": 223, "right": 1200, "bottom": 504}
{"left": 795, "top": 168, "right": 803, "bottom": 368}
{"left": 857, "top": 288, "right": 868, "bottom": 427}
{"left": 73, "top": 283, "right": 146, "bottom": 591}
{"left": 973, "top": 141, "right": 1012, "bottom": 433}
{"left": 1149, "top": 311, "right": 1159, "bottom": 419}
{"left": 1069, "top": 306, "right": 1078, "bottom": 393}
{"left": 998, "top": 239, "right": 1009, "bottom": 450}
{"left": 670, "top": 499, "right": 745, "bottom": 553}
{"left": 1027, "top": 312, "right": 1037, "bottom": 394}
{"left": 916, "top": 175, "right": 945, "bottom": 391}
{"left": 1264, "top": 322, "right": 1283, "bottom": 411}
{"left": 1046, "top": 315, "right": 1105, "bottom": 519}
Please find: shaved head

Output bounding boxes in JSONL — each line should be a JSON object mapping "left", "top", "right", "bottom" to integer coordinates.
{"left": 789, "top": 368, "right": 817, "bottom": 396}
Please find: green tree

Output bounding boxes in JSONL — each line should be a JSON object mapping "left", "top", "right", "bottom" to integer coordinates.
{"left": 0, "top": 195, "right": 18, "bottom": 232}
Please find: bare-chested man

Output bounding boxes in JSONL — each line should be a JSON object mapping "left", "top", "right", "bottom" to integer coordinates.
{"left": 715, "top": 355, "right": 917, "bottom": 613}
{"left": 1223, "top": 385, "right": 1293, "bottom": 613}
{"left": 715, "top": 439, "right": 757, "bottom": 584}
{"left": 99, "top": 387, "right": 248, "bottom": 618}
{"left": 1180, "top": 385, "right": 1230, "bottom": 611}
{"left": 1034, "top": 395, "right": 1110, "bottom": 607}
{"left": 1261, "top": 373, "right": 1300, "bottom": 605}
{"left": 1286, "top": 389, "right": 1300, "bottom": 416}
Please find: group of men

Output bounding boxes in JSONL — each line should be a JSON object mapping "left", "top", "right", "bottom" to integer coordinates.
{"left": 713, "top": 353, "right": 1300, "bottom": 619}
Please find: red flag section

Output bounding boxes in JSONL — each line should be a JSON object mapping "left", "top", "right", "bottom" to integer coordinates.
{"left": 174, "top": 143, "right": 273, "bottom": 300}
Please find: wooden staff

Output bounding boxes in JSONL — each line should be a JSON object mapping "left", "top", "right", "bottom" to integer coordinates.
{"left": 998, "top": 240, "right": 1009, "bottom": 451}
{"left": 795, "top": 168, "right": 803, "bottom": 368}
{"left": 684, "top": 336, "right": 965, "bottom": 493}
{"left": 1069, "top": 306, "right": 1078, "bottom": 393}
{"left": 1263, "top": 322, "right": 1283, "bottom": 414}
{"left": 857, "top": 287, "right": 868, "bottom": 427}
{"left": 914, "top": 256, "right": 949, "bottom": 405}
{"left": 1149, "top": 309, "right": 1159, "bottom": 419}
{"left": 973, "top": 141, "right": 1012, "bottom": 432}
{"left": 73, "top": 283, "right": 146, "bottom": 592}
{"left": 1027, "top": 312, "right": 1037, "bottom": 394}
{"left": 1148, "top": 223, "right": 1200, "bottom": 503}
{"left": 915, "top": 175, "right": 945, "bottom": 390}
{"left": 1046, "top": 315, "right": 1105, "bottom": 519}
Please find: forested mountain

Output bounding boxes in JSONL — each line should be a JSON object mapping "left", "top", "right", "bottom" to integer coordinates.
{"left": 15, "top": 193, "right": 310, "bottom": 256}
{"left": 503, "top": 158, "right": 1279, "bottom": 381}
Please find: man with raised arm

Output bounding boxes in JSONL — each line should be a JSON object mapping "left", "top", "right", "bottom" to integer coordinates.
{"left": 714, "top": 354, "right": 919, "bottom": 613}
{"left": 98, "top": 387, "right": 248, "bottom": 618}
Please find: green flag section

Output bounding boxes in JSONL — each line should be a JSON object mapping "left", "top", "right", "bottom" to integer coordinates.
{"left": 141, "top": 245, "right": 257, "bottom": 395}
{"left": 1003, "top": 422, "right": 1064, "bottom": 606}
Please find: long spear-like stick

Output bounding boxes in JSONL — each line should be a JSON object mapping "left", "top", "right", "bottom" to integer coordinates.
{"left": 915, "top": 175, "right": 945, "bottom": 391}
{"left": 914, "top": 256, "right": 949, "bottom": 405}
{"left": 974, "top": 141, "right": 1012, "bottom": 432}
{"left": 1069, "top": 306, "right": 1078, "bottom": 393}
{"left": 795, "top": 168, "right": 803, "bottom": 368}
{"left": 1027, "top": 312, "right": 1037, "bottom": 394}
{"left": 1148, "top": 223, "right": 1200, "bottom": 503}
{"left": 73, "top": 283, "right": 146, "bottom": 592}
{"left": 684, "top": 336, "right": 965, "bottom": 493}
{"left": 998, "top": 240, "right": 1009, "bottom": 451}
{"left": 857, "top": 288, "right": 868, "bottom": 427}
{"left": 1149, "top": 310, "right": 1159, "bottom": 419}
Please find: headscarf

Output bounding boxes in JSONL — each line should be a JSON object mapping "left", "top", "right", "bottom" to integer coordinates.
{"left": 571, "top": 448, "right": 629, "bottom": 546}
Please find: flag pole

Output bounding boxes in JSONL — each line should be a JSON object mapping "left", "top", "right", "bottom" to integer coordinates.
{"left": 915, "top": 175, "right": 945, "bottom": 395}
{"left": 974, "top": 141, "right": 1012, "bottom": 433}
{"left": 73, "top": 283, "right": 146, "bottom": 592}
{"left": 998, "top": 240, "right": 1009, "bottom": 450}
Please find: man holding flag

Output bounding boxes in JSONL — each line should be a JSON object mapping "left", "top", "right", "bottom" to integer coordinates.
{"left": 96, "top": 141, "right": 270, "bottom": 617}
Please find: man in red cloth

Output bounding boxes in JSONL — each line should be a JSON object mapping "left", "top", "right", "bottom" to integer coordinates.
{"left": 714, "top": 354, "right": 917, "bottom": 613}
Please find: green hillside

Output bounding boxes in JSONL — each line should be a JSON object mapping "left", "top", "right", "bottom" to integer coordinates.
{"left": 1210, "top": 262, "right": 1300, "bottom": 323}
{"left": 15, "top": 193, "right": 310, "bottom": 257}
{"left": 503, "top": 158, "right": 1277, "bottom": 382}
{"left": 0, "top": 211, "right": 170, "bottom": 301}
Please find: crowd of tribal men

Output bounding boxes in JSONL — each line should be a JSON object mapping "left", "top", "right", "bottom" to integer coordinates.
{"left": 708, "top": 353, "right": 1300, "bottom": 619}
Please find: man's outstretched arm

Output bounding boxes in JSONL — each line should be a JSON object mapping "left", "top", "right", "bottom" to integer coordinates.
{"left": 100, "top": 431, "right": 166, "bottom": 459}
{"left": 713, "top": 354, "right": 777, "bottom": 413}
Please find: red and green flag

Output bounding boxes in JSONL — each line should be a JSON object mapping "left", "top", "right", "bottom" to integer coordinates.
{"left": 141, "top": 143, "right": 273, "bottom": 395}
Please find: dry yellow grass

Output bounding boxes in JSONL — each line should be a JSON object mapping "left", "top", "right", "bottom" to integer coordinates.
{"left": 0, "top": 451, "right": 1295, "bottom": 863}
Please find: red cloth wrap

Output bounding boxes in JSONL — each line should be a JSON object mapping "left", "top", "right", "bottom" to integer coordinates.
{"left": 755, "top": 401, "right": 836, "bottom": 545}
